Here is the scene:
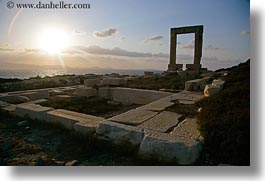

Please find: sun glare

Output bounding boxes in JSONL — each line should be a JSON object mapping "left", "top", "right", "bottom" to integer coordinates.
{"left": 38, "top": 28, "right": 69, "bottom": 54}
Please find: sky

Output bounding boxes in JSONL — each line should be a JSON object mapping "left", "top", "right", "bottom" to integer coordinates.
{"left": 0, "top": 0, "right": 250, "bottom": 71}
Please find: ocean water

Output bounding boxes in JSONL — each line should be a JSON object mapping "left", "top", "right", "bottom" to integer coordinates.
{"left": 0, "top": 69, "right": 163, "bottom": 79}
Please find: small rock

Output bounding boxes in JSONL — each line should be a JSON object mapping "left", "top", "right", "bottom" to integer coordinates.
{"left": 17, "top": 120, "right": 29, "bottom": 127}
{"left": 65, "top": 160, "right": 78, "bottom": 166}
{"left": 54, "top": 160, "right": 65, "bottom": 166}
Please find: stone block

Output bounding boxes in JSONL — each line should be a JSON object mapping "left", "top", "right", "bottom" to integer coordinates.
{"left": 170, "top": 118, "right": 201, "bottom": 140}
{"left": 111, "top": 88, "right": 172, "bottom": 105}
{"left": 98, "top": 87, "right": 113, "bottom": 99}
{"left": 47, "top": 109, "right": 105, "bottom": 130}
{"left": 35, "top": 90, "right": 50, "bottom": 99}
{"left": 16, "top": 103, "right": 54, "bottom": 121}
{"left": 2, "top": 104, "right": 16, "bottom": 114}
{"left": 140, "top": 99, "right": 175, "bottom": 111}
{"left": 108, "top": 109, "right": 158, "bottom": 126}
{"left": 73, "top": 86, "right": 97, "bottom": 97}
{"left": 0, "top": 100, "right": 10, "bottom": 108}
{"left": 49, "top": 90, "right": 64, "bottom": 97}
{"left": 96, "top": 121, "right": 144, "bottom": 147}
{"left": 186, "top": 64, "right": 202, "bottom": 70}
{"left": 204, "top": 84, "right": 221, "bottom": 97}
{"left": 101, "top": 78, "right": 126, "bottom": 86}
{"left": 185, "top": 79, "right": 206, "bottom": 91}
{"left": 0, "top": 95, "right": 30, "bottom": 104}
{"left": 84, "top": 78, "right": 101, "bottom": 87}
{"left": 168, "top": 64, "right": 183, "bottom": 70}
{"left": 138, "top": 111, "right": 182, "bottom": 133}
{"left": 54, "top": 95, "right": 73, "bottom": 101}
{"left": 138, "top": 130, "right": 202, "bottom": 165}
{"left": 212, "top": 79, "right": 225, "bottom": 88}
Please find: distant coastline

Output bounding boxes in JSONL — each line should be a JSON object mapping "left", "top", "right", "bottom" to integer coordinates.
{"left": 0, "top": 68, "right": 164, "bottom": 79}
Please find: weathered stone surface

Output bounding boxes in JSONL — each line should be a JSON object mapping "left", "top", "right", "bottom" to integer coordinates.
{"left": 47, "top": 109, "right": 104, "bottom": 131}
{"left": 73, "top": 86, "right": 97, "bottom": 97}
{"left": 108, "top": 109, "right": 158, "bottom": 126}
{"left": 138, "top": 130, "right": 202, "bottom": 165}
{"left": 204, "top": 84, "right": 221, "bottom": 97}
{"left": 1, "top": 104, "right": 16, "bottom": 114}
{"left": 84, "top": 78, "right": 101, "bottom": 87}
{"left": 101, "top": 78, "right": 126, "bottom": 86}
{"left": 111, "top": 88, "right": 172, "bottom": 105}
{"left": 98, "top": 87, "right": 113, "bottom": 99}
{"left": 54, "top": 95, "right": 73, "bottom": 101}
{"left": 170, "top": 118, "right": 201, "bottom": 140}
{"left": 140, "top": 99, "right": 175, "bottom": 111}
{"left": 138, "top": 111, "right": 182, "bottom": 133}
{"left": 96, "top": 121, "right": 144, "bottom": 147}
{"left": 35, "top": 90, "right": 50, "bottom": 99}
{"left": 185, "top": 79, "right": 206, "bottom": 91}
{"left": 17, "top": 120, "right": 29, "bottom": 127}
{"left": 0, "top": 95, "right": 30, "bottom": 104}
{"left": 0, "top": 100, "right": 10, "bottom": 108}
{"left": 124, "top": 76, "right": 138, "bottom": 81}
{"left": 15, "top": 103, "right": 54, "bottom": 121}
{"left": 163, "top": 91, "right": 204, "bottom": 102}
{"left": 28, "top": 99, "right": 48, "bottom": 105}
{"left": 212, "top": 79, "right": 225, "bottom": 88}
{"left": 186, "top": 64, "right": 202, "bottom": 71}
{"left": 49, "top": 90, "right": 64, "bottom": 97}
{"left": 65, "top": 160, "right": 78, "bottom": 166}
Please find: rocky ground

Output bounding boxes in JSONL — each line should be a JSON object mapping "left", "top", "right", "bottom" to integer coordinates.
{"left": 0, "top": 111, "right": 153, "bottom": 166}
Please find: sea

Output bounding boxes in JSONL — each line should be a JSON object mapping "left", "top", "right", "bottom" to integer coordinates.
{"left": 0, "top": 69, "right": 164, "bottom": 79}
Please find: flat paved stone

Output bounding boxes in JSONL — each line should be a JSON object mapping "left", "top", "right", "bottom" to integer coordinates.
{"left": 138, "top": 111, "right": 182, "bottom": 133}
{"left": 108, "top": 109, "right": 158, "bottom": 126}
{"left": 170, "top": 118, "right": 201, "bottom": 140}
{"left": 140, "top": 99, "right": 175, "bottom": 111}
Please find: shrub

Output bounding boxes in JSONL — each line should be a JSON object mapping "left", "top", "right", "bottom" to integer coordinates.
{"left": 197, "top": 60, "right": 250, "bottom": 165}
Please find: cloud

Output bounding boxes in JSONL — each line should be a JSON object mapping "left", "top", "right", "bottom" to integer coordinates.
{"left": 144, "top": 35, "right": 164, "bottom": 43}
{"left": 0, "top": 47, "right": 14, "bottom": 51}
{"left": 241, "top": 30, "right": 250, "bottom": 36}
{"left": 24, "top": 48, "right": 44, "bottom": 53}
{"left": 0, "top": 44, "right": 14, "bottom": 51}
{"left": 180, "top": 39, "right": 195, "bottom": 49}
{"left": 180, "top": 39, "right": 219, "bottom": 50}
{"left": 72, "top": 30, "right": 87, "bottom": 36}
{"left": 204, "top": 44, "right": 220, "bottom": 50}
{"left": 93, "top": 28, "right": 118, "bottom": 38}
{"left": 65, "top": 45, "right": 169, "bottom": 58}
{"left": 119, "top": 36, "right": 126, "bottom": 41}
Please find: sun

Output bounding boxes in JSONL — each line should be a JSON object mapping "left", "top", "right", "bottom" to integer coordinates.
{"left": 38, "top": 28, "right": 69, "bottom": 54}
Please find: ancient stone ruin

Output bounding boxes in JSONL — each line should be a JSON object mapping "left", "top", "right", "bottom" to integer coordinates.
{"left": 167, "top": 25, "right": 205, "bottom": 74}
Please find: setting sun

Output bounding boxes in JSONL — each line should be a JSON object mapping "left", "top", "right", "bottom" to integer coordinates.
{"left": 38, "top": 28, "right": 69, "bottom": 54}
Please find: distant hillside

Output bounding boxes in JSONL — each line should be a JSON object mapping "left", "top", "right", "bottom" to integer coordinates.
{"left": 197, "top": 59, "right": 250, "bottom": 165}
